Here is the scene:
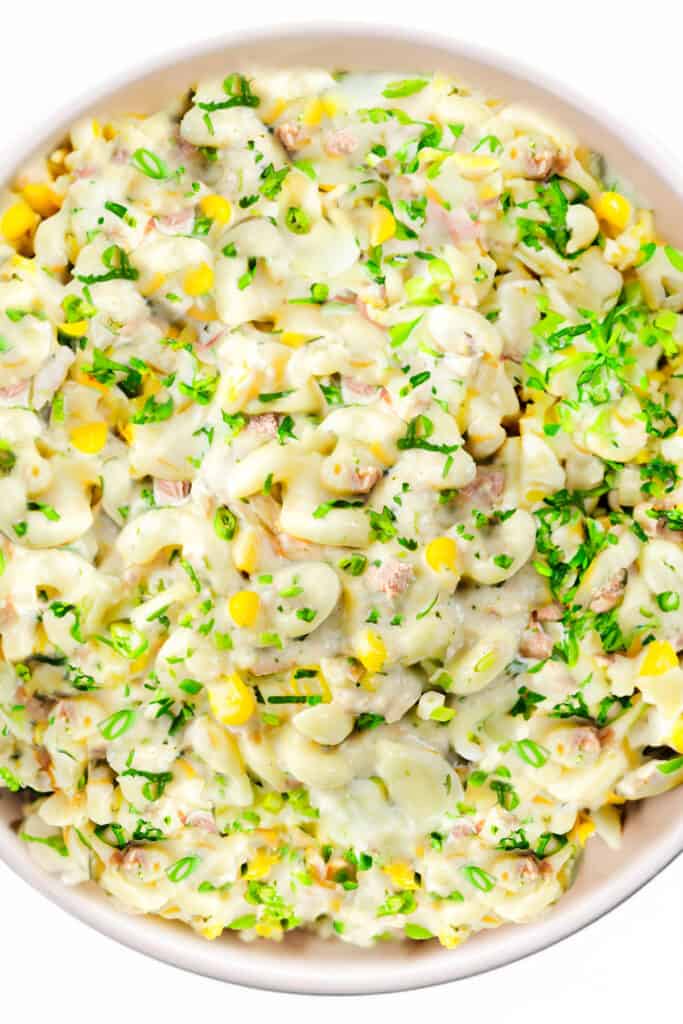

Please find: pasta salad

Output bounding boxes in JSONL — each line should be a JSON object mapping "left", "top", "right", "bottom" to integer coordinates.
{"left": 1, "top": 67, "right": 683, "bottom": 949}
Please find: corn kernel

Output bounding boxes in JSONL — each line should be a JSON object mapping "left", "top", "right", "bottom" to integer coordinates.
{"left": 303, "top": 98, "right": 325, "bottom": 126}
{"left": 58, "top": 320, "right": 89, "bottom": 339}
{"left": 120, "top": 423, "right": 135, "bottom": 445}
{"left": 639, "top": 640, "right": 678, "bottom": 677}
{"left": 228, "top": 590, "right": 260, "bottom": 628}
{"left": 438, "top": 930, "right": 465, "bottom": 949}
{"left": 370, "top": 203, "right": 396, "bottom": 246}
{"left": 383, "top": 862, "right": 419, "bottom": 890}
{"left": 245, "top": 850, "right": 279, "bottom": 880}
{"left": 302, "top": 96, "right": 338, "bottom": 127}
{"left": 142, "top": 375, "right": 160, "bottom": 398}
{"left": 200, "top": 194, "right": 232, "bottom": 225}
{"left": 22, "top": 183, "right": 61, "bottom": 218}
{"left": 254, "top": 921, "right": 282, "bottom": 939}
{"left": 64, "top": 233, "right": 80, "bottom": 264}
{"left": 171, "top": 758, "right": 195, "bottom": 779}
{"left": 369, "top": 441, "right": 393, "bottom": 466}
{"left": 262, "top": 98, "right": 287, "bottom": 125}
{"left": 184, "top": 262, "right": 214, "bottom": 296}
{"left": 592, "top": 191, "right": 632, "bottom": 233}
{"left": 355, "top": 629, "right": 387, "bottom": 674}
{"left": 208, "top": 672, "right": 256, "bottom": 726}
{"left": 452, "top": 153, "right": 499, "bottom": 178}
{"left": 200, "top": 921, "right": 224, "bottom": 941}
{"left": 177, "top": 324, "right": 198, "bottom": 346}
{"left": 70, "top": 421, "right": 108, "bottom": 454}
{"left": 570, "top": 815, "right": 595, "bottom": 847}
{"left": 279, "top": 331, "right": 308, "bottom": 348}
{"left": 187, "top": 303, "right": 219, "bottom": 321}
{"left": 669, "top": 716, "right": 683, "bottom": 753}
{"left": 478, "top": 182, "right": 500, "bottom": 202}
{"left": 140, "top": 272, "right": 166, "bottom": 297}
{"left": 425, "top": 536, "right": 458, "bottom": 572}
{"left": 1, "top": 201, "right": 38, "bottom": 241}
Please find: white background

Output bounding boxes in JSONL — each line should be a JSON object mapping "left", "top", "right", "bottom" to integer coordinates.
{"left": 2, "top": 1, "right": 682, "bottom": 1018}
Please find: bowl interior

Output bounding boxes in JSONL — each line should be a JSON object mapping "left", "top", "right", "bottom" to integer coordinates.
{"left": 2, "top": 25, "right": 683, "bottom": 995}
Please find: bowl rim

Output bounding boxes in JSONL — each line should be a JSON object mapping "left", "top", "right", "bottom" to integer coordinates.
{"left": 2, "top": 20, "right": 683, "bottom": 996}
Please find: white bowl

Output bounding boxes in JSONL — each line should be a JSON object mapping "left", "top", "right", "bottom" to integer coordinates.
{"left": 2, "top": 24, "right": 683, "bottom": 996}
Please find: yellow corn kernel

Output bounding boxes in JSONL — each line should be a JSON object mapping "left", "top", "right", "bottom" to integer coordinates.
{"left": 383, "top": 862, "right": 419, "bottom": 890}
{"left": 69, "top": 421, "right": 108, "bottom": 454}
{"left": 92, "top": 119, "right": 102, "bottom": 137}
{"left": 639, "top": 640, "right": 678, "bottom": 677}
{"left": 140, "top": 272, "right": 166, "bottom": 297}
{"left": 48, "top": 148, "right": 68, "bottom": 174}
{"left": 425, "top": 536, "right": 458, "bottom": 573}
{"left": 177, "top": 324, "right": 198, "bottom": 346}
{"left": 58, "top": 320, "right": 89, "bottom": 339}
{"left": 200, "top": 921, "right": 224, "bottom": 941}
{"left": 262, "top": 98, "right": 287, "bottom": 125}
{"left": 478, "top": 182, "right": 500, "bottom": 202}
{"left": 452, "top": 153, "right": 499, "bottom": 178}
{"left": 570, "top": 815, "right": 595, "bottom": 847}
{"left": 669, "top": 716, "right": 683, "bottom": 754}
{"left": 66, "top": 233, "right": 80, "bottom": 264}
{"left": 592, "top": 191, "right": 632, "bottom": 232}
{"left": 22, "top": 183, "right": 61, "bottom": 218}
{"left": 8, "top": 253, "right": 34, "bottom": 271}
{"left": 142, "top": 375, "right": 160, "bottom": 398}
{"left": 256, "top": 828, "right": 281, "bottom": 847}
{"left": 187, "top": 303, "right": 219, "bottom": 321}
{"left": 254, "top": 921, "right": 282, "bottom": 939}
{"left": 532, "top": 794, "right": 554, "bottom": 806}
{"left": 438, "top": 930, "right": 465, "bottom": 949}
{"left": 370, "top": 203, "right": 396, "bottom": 246}
{"left": 228, "top": 590, "right": 260, "bottom": 628}
{"left": 245, "top": 850, "right": 279, "bottom": 880}
{"left": 232, "top": 527, "right": 259, "bottom": 574}
{"left": 175, "top": 758, "right": 197, "bottom": 779}
{"left": 119, "top": 423, "right": 135, "bottom": 445}
{"left": 200, "top": 194, "right": 232, "bottom": 225}
{"left": 302, "top": 95, "right": 338, "bottom": 127}
{"left": 208, "top": 672, "right": 256, "bottom": 726}
{"left": 1, "top": 201, "right": 38, "bottom": 241}
{"left": 355, "top": 629, "right": 387, "bottom": 674}
{"left": 369, "top": 442, "right": 393, "bottom": 466}
{"left": 303, "top": 98, "right": 324, "bottom": 126}
{"left": 103, "top": 123, "right": 117, "bottom": 141}
{"left": 279, "top": 331, "right": 308, "bottom": 348}
{"left": 184, "top": 262, "right": 214, "bottom": 297}
{"left": 605, "top": 790, "right": 626, "bottom": 805}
